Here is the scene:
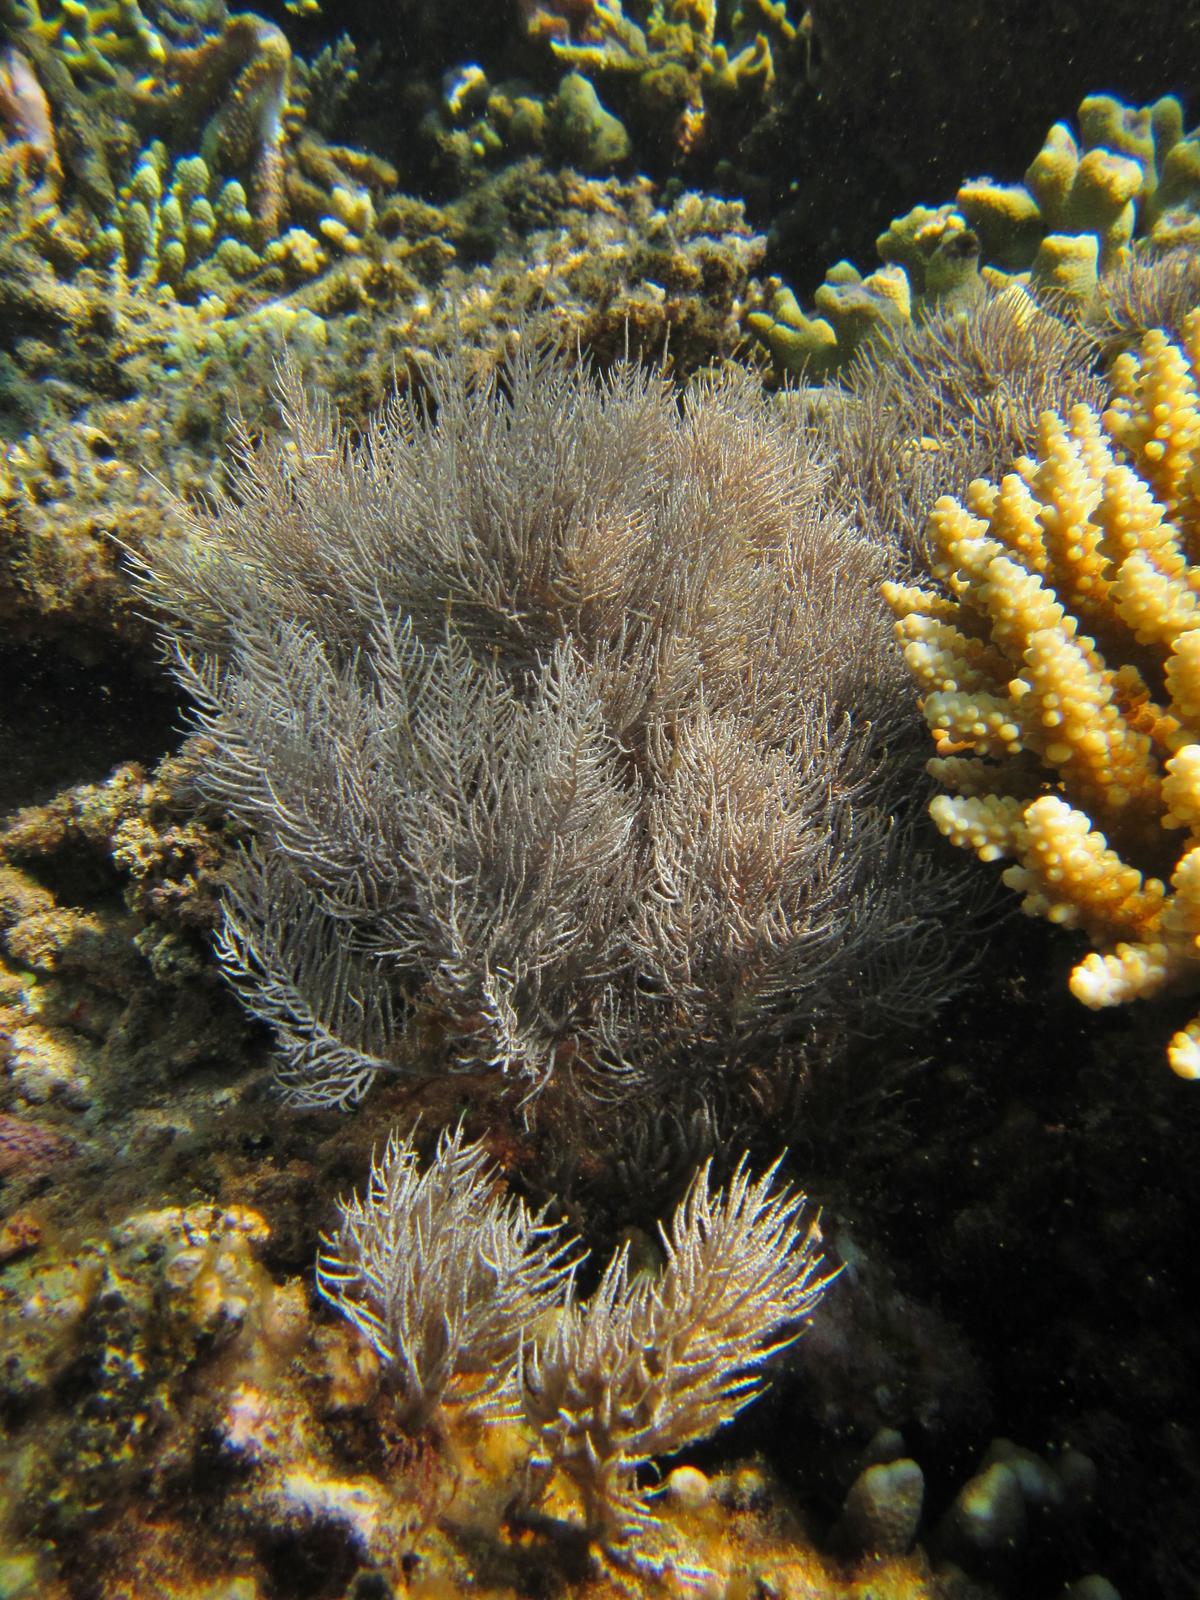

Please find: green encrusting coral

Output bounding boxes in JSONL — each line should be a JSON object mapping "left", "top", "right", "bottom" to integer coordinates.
{"left": 750, "top": 92, "right": 1200, "bottom": 378}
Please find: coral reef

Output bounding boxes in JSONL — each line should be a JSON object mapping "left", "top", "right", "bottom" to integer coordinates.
{"left": 420, "top": 62, "right": 633, "bottom": 184}
{"left": 0, "top": 159, "right": 762, "bottom": 654}
{"left": 0, "top": 1, "right": 439, "bottom": 651}
{"left": 524, "top": 0, "right": 807, "bottom": 164}
{"left": 543, "top": 69, "right": 631, "bottom": 171}
{"left": 835, "top": 1452, "right": 925, "bottom": 1558}
{"left": 930, "top": 1437, "right": 1098, "bottom": 1577}
{"left": 136, "top": 338, "right": 961, "bottom": 1113}
{"left": 1, "top": 0, "right": 770, "bottom": 676}
{"left": 0, "top": 0, "right": 457, "bottom": 449}
{"left": 5, "top": 0, "right": 168, "bottom": 86}
{"left": 0, "top": 1195, "right": 308, "bottom": 1581}
{"left": 752, "top": 0, "right": 1198, "bottom": 313}
{"left": 434, "top": 174, "right": 763, "bottom": 370}
{"left": 2, "top": 2, "right": 1199, "bottom": 1588}
{"left": 0, "top": 21, "right": 434, "bottom": 335}
{"left": 750, "top": 93, "right": 1200, "bottom": 379}
{"left": 887, "top": 311, "right": 1200, "bottom": 1076}
{"left": 0, "top": 659, "right": 1144, "bottom": 1594}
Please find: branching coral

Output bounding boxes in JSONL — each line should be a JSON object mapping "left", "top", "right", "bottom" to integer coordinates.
{"left": 1, "top": 1, "right": 400, "bottom": 294}
{"left": 823, "top": 283, "right": 1108, "bottom": 563}
{"left": 4, "top": 0, "right": 167, "bottom": 83}
{"left": 136, "top": 338, "right": 962, "bottom": 1112}
{"left": 887, "top": 310, "right": 1200, "bottom": 1077}
{"left": 109, "top": 139, "right": 264, "bottom": 291}
{"left": 144, "top": 10, "right": 292, "bottom": 232}
{"left": 526, "top": 0, "right": 802, "bottom": 159}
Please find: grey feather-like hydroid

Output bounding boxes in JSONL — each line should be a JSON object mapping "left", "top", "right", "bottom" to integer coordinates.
{"left": 140, "top": 341, "right": 962, "bottom": 1108}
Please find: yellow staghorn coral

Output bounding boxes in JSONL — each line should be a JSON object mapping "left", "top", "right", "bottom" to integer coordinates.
{"left": 887, "top": 308, "right": 1200, "bottom": 1078}
{"left": 6, "top": 0, "right": 166, "bottom": 82}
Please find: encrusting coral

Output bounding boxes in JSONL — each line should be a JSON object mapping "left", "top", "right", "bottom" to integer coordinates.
{"left": 887, "top": 309, "right": 1200, "bottom": 1077}
{"left": 751, "top": 92, "right": 1200, "bottom": 379}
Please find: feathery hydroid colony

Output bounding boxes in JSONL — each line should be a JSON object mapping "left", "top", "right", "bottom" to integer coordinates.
{"left": 317, "top": 1125, "right": 834, "bottom": 1543}
{"left": 316, "top": 1121, "right": 578, "bottom": 1429}
{"left": 140, "top": 341, "right": 959, "bottom": 1111}
{"left": 887, "top": 310, "right": 1200, "bottom": 1075}
{"left": 521, "top": 1152, "right": 834, "bottom": 1541}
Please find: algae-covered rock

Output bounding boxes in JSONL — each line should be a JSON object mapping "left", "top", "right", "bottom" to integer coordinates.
{"left": 835, "top": 1457, "right": 925, "bottom": 1556}
{"left": 547, "top": 71, "right": 630, "bottom": 172}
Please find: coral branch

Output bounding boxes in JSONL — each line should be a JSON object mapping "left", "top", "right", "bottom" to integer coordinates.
{"left": 890, "top": 309, "right": 1200, "bottom": 1075}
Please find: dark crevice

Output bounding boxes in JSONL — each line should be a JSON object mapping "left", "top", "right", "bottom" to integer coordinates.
{"left": 0, "top": 642, "right": 184, "bottom": 819}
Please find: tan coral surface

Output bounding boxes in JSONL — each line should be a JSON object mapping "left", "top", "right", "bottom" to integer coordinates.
{"left": 888, "top": 309, "right": 1200, "bottom": 1076}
